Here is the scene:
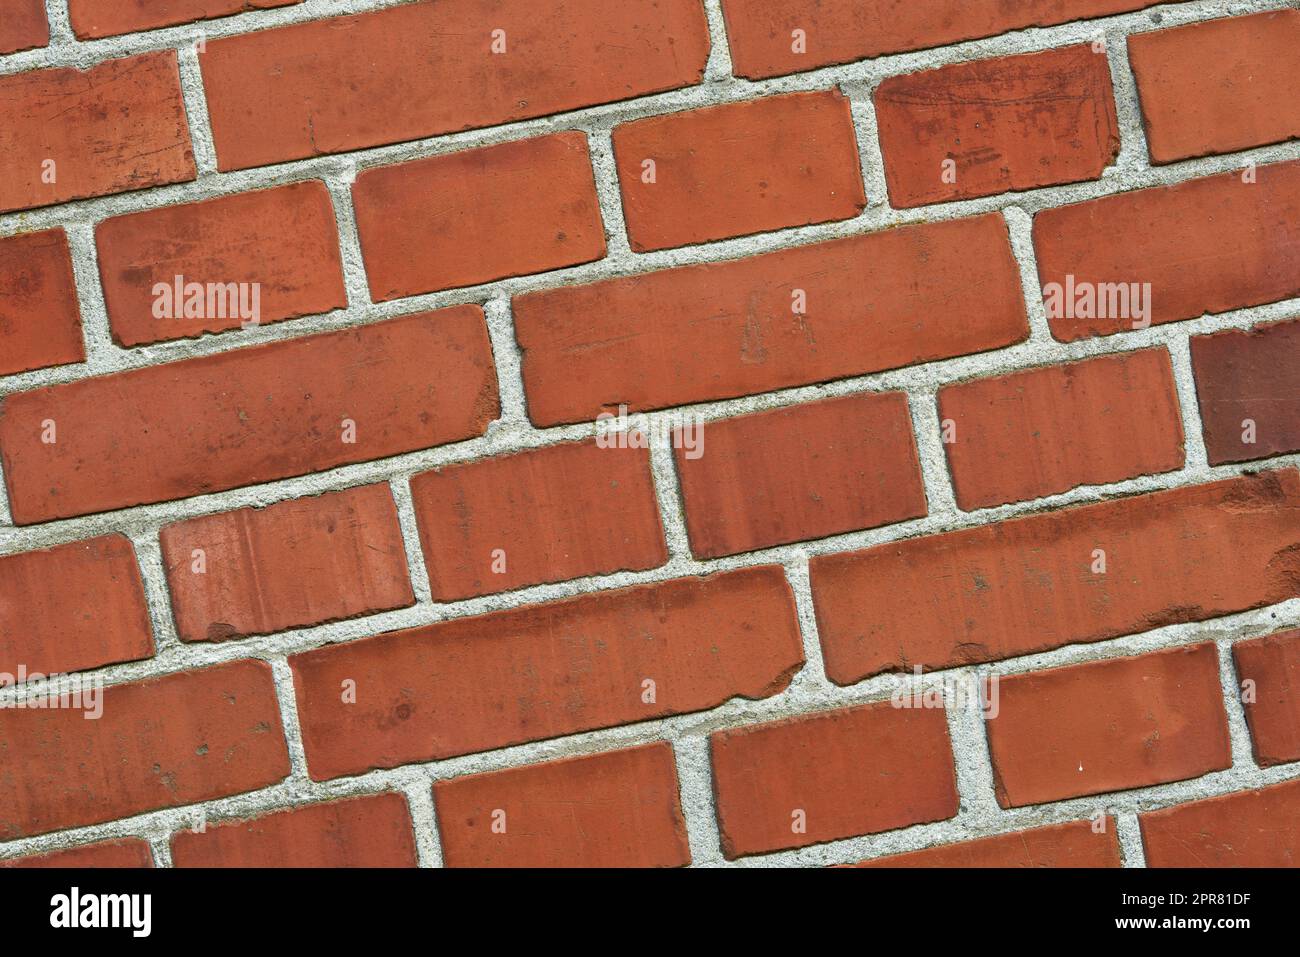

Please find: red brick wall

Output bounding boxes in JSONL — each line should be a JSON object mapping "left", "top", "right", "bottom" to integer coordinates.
{"left": 0, "top": 0, "right": 1296, "bottom": 868}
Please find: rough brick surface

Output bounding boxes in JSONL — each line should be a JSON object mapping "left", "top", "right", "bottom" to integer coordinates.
{"left": 515, "top": 213, "right": 1027, "bottom": 425}
{"left": 0, "top": 308, "right": 498, "bottom": 524}
{"left": 435, "top": 744, "right": 690, "bottom": 868}
{"left": 0, "top": 659, "right": 290, "bottom": 839}
{"left": 875, "top": 45, "right": 1119, "bottom": 208}
{"left": 0, "top": 0, "right": 48, "bottom": 55}
{"left": 674, "top": 392, "right": 927, "bottom": 558}
{"left": 289, "top": 567, "right": 803, "bottom": 780}
{"left": 720, "top": 0, "right": 1189, "bottom": 79}
{"left": 613, "top": 90, "right": 866, "bottom": 251}
{"left": 200, "top": 0, "right": 711, "bottom": 170}
{"left": 1035, "top": 160, "right": 1300, "bottom": 339}
{"left": 1191, "top": 319, "right": 1300, "bottom": 464}
{"left": 710, "top": 700, "right": 958, "bottom": 858}
{"left": 1129, "top": 11, "right": 1300, "bottom": 164}
{"left": 857, "top": 819, "right": 1121, "bottom": 868}
{"left": 0, "top": 534, "right": 153, "bottom": 677}
{"left": 68, "top": 0, "right": 301, "bottom": 40}
{"left": 987, "top": 644, "right": 1231, "bottom": 807}
{"left": 0, "top": 839, "right": 153, "bottom": 869}
{"left": 0, "top": 51, "right": 195, "bottom": 213}
{"left": 1141, "top": 779, "right": 1300, "bottom": 867}
{"left": 812, "top": 470, "right": 1300, "bottom": 684}
{"left": 1233, "top": 629, "right": 1300, "bottom": 767}
{"left": 0, "top": 229, "right": 84, "bottom": 377}
{"left": 96, "top": 181, "right": 347, "bottom": 346}
{"left": 938, "top": 348, "right": 1185, "bottom": 509}
{"left": 354, "top": 133, "right": 605, "bottom": 301}
{"left": 160, "top": 485, "right": 415, "bottom": 643}
{"left": 171, "top": 793, "right": 417, "bottom": 868}
{"left": 410, "top": 440, "right": 667, "bottom": 601}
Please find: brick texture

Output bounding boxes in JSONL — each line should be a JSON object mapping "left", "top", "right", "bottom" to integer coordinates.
{"left": 1233, "top": 629, "right": 1300, "bottom": 767}
{"left": 435, "top": 744, "right": 690, "bottom": 868}
{"left": 875, "top": 45, "right": 1119, "bottom": 208}
{"left": 1191, "top": 319, "right": 1300, "bottom": 464}
{"left": 289, "top": 567, "right": 803, "bottom": 780}
{"left": 0, "top": 534, "right": 153, "bottom": 677}
{"left": 1, "top": 839, "right": 154, "bottom": 869}
{"left": 857, "top": 819, "right": 1121, "bottom": 868}
{"left": 0, "top": 51, "right": 195, "bottom": 213}
{"left": 170, "top": 793, "right": 417, "bottom": 868}
{"left": 986, "top": 643, "right": 1231, "bottom": 807}
{"left": 160, "top": 485, "right": 415, "bottom": 642}
{"left": 353, "top": 133, "right": 605, "bottom": 301}
{"left": 1129, "top": 11, "right": 1300, "bottom": 164}
{"left": 710, "top": 700, "right": 958, "bottom": 858}
{"left": 410, "top": 439, "right": 667, "bottom": 601}
{"left": 674, "top": 392, "right": 927, "bottom": 558}
{"left": 812, "top": 470, "right": 1300, "bottom": 684}
{"left": 515, "top": 213, "right": 1027, "bottom": 425}
{"left": 613, "top": 90, "right": 866, "bottom": 251}
{"left": 938, "top": 348, "right": 1184, "bottom": 509}
{"left": 95, "top": 181, "right": 347, "bottom": 346}
{"left": 0, "top": 308, "right": 498, "bottom": 524}
{"left": 0, "top": 0, "right": 48, "bottom": 56}
{"left": 0, "top": 229, "right": 84, "bottom": 377}
{"left": 1140, "top": 779, "right": 1300, "bottom": 867}
{"left": 199, "top": 0, "right": 710, "bottom": 170}
{"left": 0, "top": 659, "right": 290, "bottom": 839}
{"left": 1035, "top": 160, "right": 1300, "bottom": 340}
{"left": 68, "top": 0, "right": 301, "bottom": 40}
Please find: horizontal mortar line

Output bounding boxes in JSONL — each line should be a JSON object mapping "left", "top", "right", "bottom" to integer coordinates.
{"left": 4, "top": 605, "right": 1297, "bottom": 866}
{"left": 1, "top": 138, "right": 1297, "bottom": 395}
{"left": 1, "top": 313, "right": 1296, "bottom": 553}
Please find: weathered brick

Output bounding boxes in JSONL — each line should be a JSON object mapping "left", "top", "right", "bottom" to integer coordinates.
{"left": 0, "top": 0, "right": 48, "bottom": 55}
{"left": 0, "top": 840, "right": 153, "bottom": 869}
{"left": 856, "top": 819, "right": 1121, "bottom": 868}
{"left": 161, "top": 485, "right": 415, "bottom": 643}
{"left": 435, "top": 745, "right": 690, "bottom": 868}
{"left": 514, "top": 213, "right": 1028, "bottom": 426}
{"left": 811, "top": 471, "right": 1300, "bottom": 684}
{"left": 0, "top": 229, "right": 84, "bottom": 377}
{"left": 0, "top": 308, "right": 499, "bottom": 524}
{"left": 1141, "top": 779, "right": 1300, "bottom": 867}
{"left": 1233, "top": 629, "right": 1300, "bottom": 767}
{"left": 69, "top": 0, "right": 301, "bottom": 39}
{"left": 289, "top": 567, "right": 804, "bottom": 780}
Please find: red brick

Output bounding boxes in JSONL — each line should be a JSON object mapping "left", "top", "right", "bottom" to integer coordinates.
{"left": 96, "top": 182, "right": 346, "bottom": 346}
{"left": 1191, "top": 319, "right": 1300, "bottom": 465}
{"left": 410, "top": 440, "right": 666, "bottom": 601}
{"left": 1035, "top": 160, "right": 1300, "bottom": 340}
{"left": 811, "top": 470, "right": 1300, "bottom": 684}
{"left": 435, "top": 744, "right": 690, "bottom": 868}
{"left": 1233, "top": 629, "right": 1300, "bottom": 767}
{"left": 0, "top": 535, "right": 153, "bottom": 679}
{"left": 0, "top": 659, "right": 290, "bottom": 839}
{"left": 857, "top": 819, "right": 1121, "bottom": 868}
{"left": 1129, "top": 11, "right": 1300, "bottom": 164}
{"left": 289, "top": 567, "right": 803, "bottom": 780}
{"left": 0, "top": 52, "right": 195, "bottom": 214}
{"left": 69, "top": 0, "right": 300, "bottom": 39}
{"left": 515, "top": 213, "right": 1028, "bottom": 426}
{"left": 161, "top": 485, "right": 415, "bottom": 643}
{"left": 171, "top": 793, "right": 417, "bottom": 868}
{"left": 354, "top": 133, "right": 605, "bottom": 302}
{"left": 875, "top": 45, "right": 1119, "bottom": 208}
{"left": 1, "top": 840, "right": 153, "bottom": 869}
{"left": 674, "top": 393, "right": 926, "bottom": 558}
{"left": 200, "top": 0, "right": 710, "bottom": 171}
{"left": 0, "top": 535, "right": 153, "bottom": 676}
{"left": 710, "top": 700, "right": 958, "bottom": 858}
{"left": 613, "top": 91, "right": 865, "bottom": 251}
{"left": 1140, "top": 779, "right": 1300, "bottom": 867}
{"left": 0, "top": 0, "right": 48, "bottom": 55}
{"left": 720, "top": 0, "right": 1190, "bottom": 80}
{"left": 0, "top": 229, "right": 84, "bottom": 377}
{"left": 0, "top": 308, "right": 498, "bottom": 525}
{"left": 987, "top": 644, "right": 1230, "bottom": 808}
{"left": 938, "top": 348, "right": 1184, "bottom": 509}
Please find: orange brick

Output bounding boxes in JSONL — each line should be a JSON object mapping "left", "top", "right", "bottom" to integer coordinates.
{"left": 0, "top": 229, "right": 84, "bottom": 377}
{"left": 69, "top": 0, "right": 300, "bottom": 39}
{"left": 1141, "top": 779, "right": 1300, "bottom": 867}
{"left": 857, "top": 819, "right": 1121, "bottom": 867}
{"left": 0, "top": 0, "right": 48, "bottom": 55}
{"left": 1233, "top": 629, "right": 1300, "bottom": 766}
{"left": 1, "top": 840, "right": 153, "bottom": 869}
